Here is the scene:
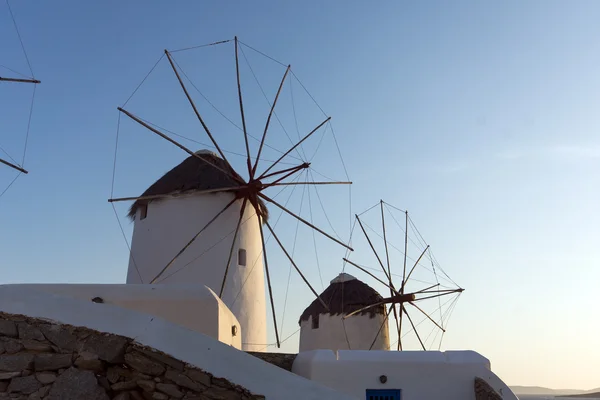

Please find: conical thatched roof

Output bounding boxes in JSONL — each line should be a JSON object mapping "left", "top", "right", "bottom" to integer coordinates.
{"left": 127, "top": 150, "right": 268, "bottom": 221}
{"left": 298, "top": 273, "right": 385, "bottom": 324}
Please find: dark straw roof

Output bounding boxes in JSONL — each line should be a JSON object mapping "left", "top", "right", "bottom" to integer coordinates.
{"left": 299, "top": 273, "right": 385, "bottom": 324}
{"left": 127, "top": 150, "right": 268, "bottom": 221}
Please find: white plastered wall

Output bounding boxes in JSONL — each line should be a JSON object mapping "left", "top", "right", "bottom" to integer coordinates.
{"left": 127, "top": 192, "right": 266, "bottom": 352}
{"left": 5, "top": 284, "right": 241, "bottom": 348}
{"left": 0, "top": 285, "right": 352, "bottom": 400}
{"left": 293, "top": 349, "right": 518, "bottom": 400}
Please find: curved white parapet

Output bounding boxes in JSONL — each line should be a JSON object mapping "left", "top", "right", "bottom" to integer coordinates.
{"left": 0, "top": 285, "right": 353, "bottom": 400}
{"left": 293, "top": 349, "right": 518, "bottom": 400}
{"left": 4, "top": 284, "right": 241, "bottom": 348}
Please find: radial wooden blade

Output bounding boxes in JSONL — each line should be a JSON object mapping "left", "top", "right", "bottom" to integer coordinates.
{"left": 402, "top": 305, "right": 426, "bottom": 351}
{"left": 259, "top": 192, "right": 352, "bottom": 251}
{"left": 163, "top": 50, "right": 235, "bottom": 170}
{"left": 0, "top": 157, "right": 27, "bottom": 174}
{"left": 233, "top": 37, "right": 252, "bottom": 177}
{"left": 257, "top": 213, "right": 281, "bottom": 348}
{"left": 263, "top": 218, "right": 329, "bottom": 311}
{"left": 252, "top": 64, "right": 291, "bottom": 179}
{"left": 258, "top": 116, "right": 330, "bottom": 180}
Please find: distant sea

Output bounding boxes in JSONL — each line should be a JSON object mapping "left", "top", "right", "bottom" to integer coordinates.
{"left": 518, "top": 396, "right": 600, "bottom": 400}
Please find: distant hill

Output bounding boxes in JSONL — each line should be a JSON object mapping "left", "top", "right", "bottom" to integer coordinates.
{"left": 511, "top": 386, "right": 583, "bottom": 396}
{"left": 511, "top": 386, "right": 600, "bottom": 396}
{"left": 557, "top": 393, "right": 600, "bottom": 398}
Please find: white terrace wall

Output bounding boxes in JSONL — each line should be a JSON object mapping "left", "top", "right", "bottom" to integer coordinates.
{"left": 293, "top": 349, "right": 517, "bottom": 400}
{"left": 8, "top": 284, "right": 242, "bottom": 348}
{"left": 0, "top": 285, "right": 352, "bottom": 400}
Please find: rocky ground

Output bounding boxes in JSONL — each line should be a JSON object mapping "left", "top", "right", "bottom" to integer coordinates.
{"left": 0, "top": 312, "right": 264, "bottom": 400}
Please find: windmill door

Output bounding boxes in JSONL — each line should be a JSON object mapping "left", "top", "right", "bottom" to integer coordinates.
{"left": 365, "top": 389, "right": 401, "bottom": 400}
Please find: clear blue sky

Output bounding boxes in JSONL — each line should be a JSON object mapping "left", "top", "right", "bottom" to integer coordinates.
{"left": 2, "top": 0, "right": 599, "bottom": 390}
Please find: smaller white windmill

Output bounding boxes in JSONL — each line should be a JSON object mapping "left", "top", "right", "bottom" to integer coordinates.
{"left": 340, "top": 200, "right": 464, "bottom": 351}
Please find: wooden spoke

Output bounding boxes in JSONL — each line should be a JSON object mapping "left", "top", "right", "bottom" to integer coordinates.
{"left": 369, "top": 304, "right": 394, "bottom": 350}
{"left": 397, "top": 304, "right": 403, "bottom": 351}
{"left": 149, "top": 197, "right": 237, "bottom": 284}
{"left": 415, "top": 283, "right": 441, "bottom": 293}
{"left": 259, "top": 192, "right": 352, "bottom": 251}
{"left": 219, "top": 197, "right": 249, "bottom": 297}
{"left": 413, "top": 289, "right": 463, "bottom": 302}
{"left": 402, "top": 210, "right": 408, "bottom": 293}
{"left": 263, "top": 218, "right": 329, "bottom": 311}
{"left": 163, "top": 50, "right": 234, "bottom": 169}
{"left": 263, "top": 165, "right": 307, "bottom": 187}
{"left": 356, "top": 214, "right": 391, "bottom": 282}
{"left": 342, "top": 258, "right": 400, "bottom": 296}
{"left": 408, "top": 302, "right": 445, "bottom": 332}
{"left": 380, "top": 200, "right": 400, "bottom": 340}
{"left": 117, "top": 107, "right": 243, "bottom": 184}
{"left": 260, "top": 162, "right": 309, "bottom": 181}
{"left": 266, "top": 181, "right": 352, "bottom": 187}
{"left": 257, "top": 213, "right": 281, "bottom": 348}
{"left": 251, "top": 65, "right": 291, "bottom": 179}
{"left": 258, "top": 116, "right": 330, "bottom": 180}
{"left": 233, "top": 37, "right": 252, "bottom": 176}
{"left": 402, "top": 245, "right": 430, "bottom": 290}
{"left": 0, "top": 157, "right": 27, "bottom": 174}
{"left": 0, "top": 77, "right": 40, "bottom": 84}
{"left": 402, "top": 305, "right": 426, "bottom": 350}
{"left": 108, "top": 187, "right": 239, "bottom": 203}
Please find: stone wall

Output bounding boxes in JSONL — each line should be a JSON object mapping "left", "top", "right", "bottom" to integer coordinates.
{"left": 0, "top": 312, "right": 264, "bottom": 400}
{"left": 246, "top": 353, "right": 296, "bottom": 372}
{"left": 474, "top": 377, "right": 502, "bottom": 400}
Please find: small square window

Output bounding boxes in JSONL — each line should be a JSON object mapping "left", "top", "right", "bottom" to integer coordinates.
{"left": 312, "top": 314, "right": 319, "bottom": 329}
{"left": 238, "top": 248, "right": 247, "bottom": 266}
{"left": 139, "top": 204, "right": 148, "bottom": 220}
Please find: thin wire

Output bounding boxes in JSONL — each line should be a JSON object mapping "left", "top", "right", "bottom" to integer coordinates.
{"left": 290, "top": 71, "right": 327, "bottom": 117}
{"left": 390, "top": 292, "right": 459, "bottom": 349}
{"left": 238, "top": 45, "right": 305, "bottom": 162}
{"left": 238, "top": 40, "right": 287, "bottom": 68}
{"left": 306, "top": 173, "right": 325, "bottom": 291}
{"left": 0, "top": 145, "right": 18, "bottom": 165}
{"left": 171, "top": 56, "right": 303, "bottom": 163}
{"left": 111, "top": 204, "right": 143, "bottom": 283}
{"left": 136, "top": 116, "right": 297, "bottom": 166}
{"left": 0, "top": 63, "right": 28, "bottom": 78}
{"left": 6, "top": 0, "right": 34, "bottom": 78}
{"left": 329, "top": 121, "right": 350, "bottom": 181}
{"left": 308, "top": 120, "right": 329, "bottom": 163}
{"left": 122, "top": 53, "right": 165, "bottom": 107}
{"left": 253, "top": 328, "right": 301, "bottom": 352}
{"left": 110, "top": 113, "right": 121, "bottom": 197}
{"left": 169, "top": 39, "right": 232, "bottom": 53}
{"left": 20, "top": 83, "right": 36, "bottom": 167}
{"left": 280, "top": 171, "right": 308, "bottom": 335}
{"left": 289, "top": 79, "right": 307, "bottom": 160}
{"left": 308, "top": 169, "right": 342, "bottom": 242}
{"left": 0, "top": 172, "right": 21, "bottom": 200}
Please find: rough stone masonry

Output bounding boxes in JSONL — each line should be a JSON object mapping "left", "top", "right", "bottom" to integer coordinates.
{"left": 0, "top": 312, "right": 265, "bottom": 400}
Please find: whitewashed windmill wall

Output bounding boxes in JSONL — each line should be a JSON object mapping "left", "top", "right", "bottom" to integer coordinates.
{"left": 126, "top": 150, "right": 267, "bottom": 352}
{"left": 298, "top": 273, "right": 390, "bottom": 352}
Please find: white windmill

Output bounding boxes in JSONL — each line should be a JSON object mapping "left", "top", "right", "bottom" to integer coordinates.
{"left": 109, "top": 37, "right": 352, "bottom": 352}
